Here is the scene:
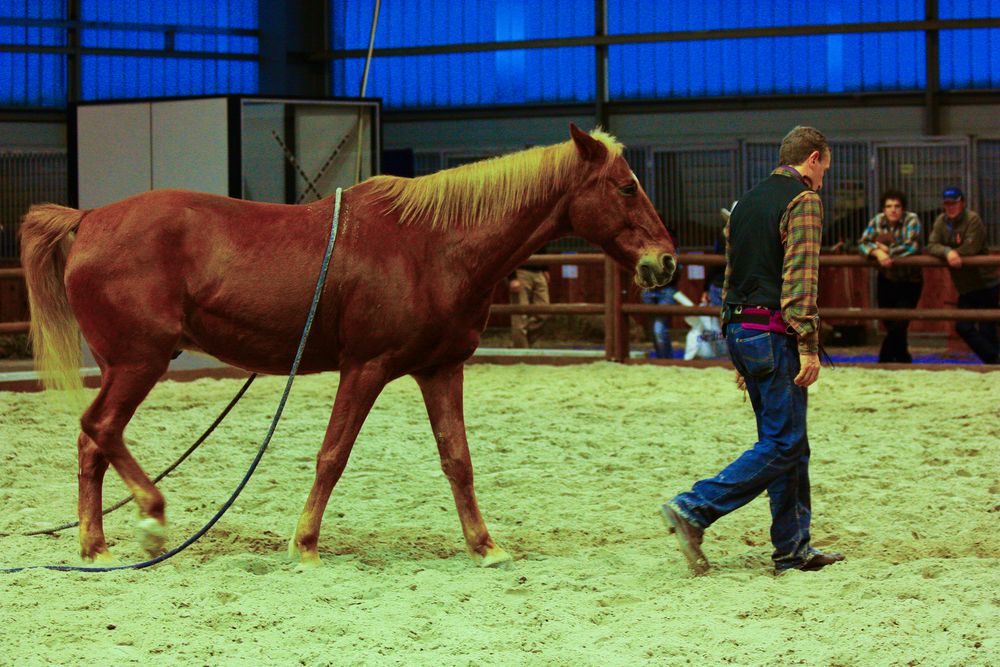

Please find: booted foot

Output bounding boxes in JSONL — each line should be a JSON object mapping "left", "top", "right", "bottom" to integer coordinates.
{"left": 660, "top": 504, "right": 710, "bottom": 575}
{"left": 799, "top": 550, "right": 845, "bottom": 571}
{"left": 776, "top": 550, "right": 845, "bottom": 574}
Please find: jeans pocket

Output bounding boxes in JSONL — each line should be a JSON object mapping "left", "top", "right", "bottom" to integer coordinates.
{"left": 734, "top": 331, "right": 775, "bottom": 378}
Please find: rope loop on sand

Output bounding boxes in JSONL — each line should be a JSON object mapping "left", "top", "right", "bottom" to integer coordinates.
{"left": 1, "top": 188, "right": 343, "bottom": 574}
{"left": 22, "top": 373, "right": 257, "bottom": 537}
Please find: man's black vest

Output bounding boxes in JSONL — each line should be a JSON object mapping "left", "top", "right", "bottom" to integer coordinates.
{"left": 725, "top": 172, "right": 809, "bottom": 309}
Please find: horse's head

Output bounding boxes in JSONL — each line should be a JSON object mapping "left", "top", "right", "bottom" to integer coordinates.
{"left": 565, "top": 124, "right": 676, "bottom": 289}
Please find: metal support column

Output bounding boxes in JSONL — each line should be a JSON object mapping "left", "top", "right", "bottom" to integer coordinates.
{"left": 924, "top": 0, "right": 941, "bottom": 135}
{"left": 594, "top": 0, "right": 609, "bottom": 130}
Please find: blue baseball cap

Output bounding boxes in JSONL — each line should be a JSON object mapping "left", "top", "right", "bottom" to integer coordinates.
{"left": 942, "top": 186, "right": 964, "bottom": 201}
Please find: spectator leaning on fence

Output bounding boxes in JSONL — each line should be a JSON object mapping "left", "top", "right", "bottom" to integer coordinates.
{"left": 926, "top": 186, "right": 1000, "bottom": 365}
{"left": 858, "top": 189, "right": 923, "bottom": 363}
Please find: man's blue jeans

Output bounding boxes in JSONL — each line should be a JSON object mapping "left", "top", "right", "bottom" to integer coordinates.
{"left": 671, "top": 323, "right": 813, "bottom": 570}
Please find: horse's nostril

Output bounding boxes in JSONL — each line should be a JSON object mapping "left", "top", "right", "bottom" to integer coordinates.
{"left": 659, "top": 255, "right": 676, "bottom": 279}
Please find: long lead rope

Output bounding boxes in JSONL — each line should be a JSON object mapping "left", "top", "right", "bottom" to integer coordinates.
{"left": 2, "top": 188, "right": 343, "bottom": 573}
{"left": 21, "top": 373, "right": 257, "bottom": 537}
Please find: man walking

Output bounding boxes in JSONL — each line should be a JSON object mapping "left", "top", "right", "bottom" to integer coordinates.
{"left": 661, "top": 126, "right": 845, "bottom": 575}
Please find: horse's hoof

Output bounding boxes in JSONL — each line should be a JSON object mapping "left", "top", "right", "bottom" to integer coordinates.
{"left": 82, "top": 551, "right": 119, "bottom": 566}
{"left": 137, "top": 517, "right": 167, "bottom": 555}
{"left": 472, "top": 545, "right": 513, "bottom": 568}
{"left": 288, "top": 538, "right": 322, "bottom": 568}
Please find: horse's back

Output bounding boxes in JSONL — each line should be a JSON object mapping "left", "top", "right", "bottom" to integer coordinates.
{"left": 65, "top": 190, "right": 338, "bottom": 372}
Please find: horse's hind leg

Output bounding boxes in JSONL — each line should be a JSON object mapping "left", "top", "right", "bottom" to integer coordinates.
{"left": 290, "top": 362, "right": 389, "bottom": 566}
{"left": 79, "top": 362, "right": 170, "bottom": 558}
{"left": 414, "top": 362, "right": 511, "bottom": 567}
{"left": 77, "top": 432, "right": 114, "bottom": 563}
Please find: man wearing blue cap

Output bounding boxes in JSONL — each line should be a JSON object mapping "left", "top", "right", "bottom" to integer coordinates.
{"left": 926, "top": 187, "right": 999, "bottom": 364}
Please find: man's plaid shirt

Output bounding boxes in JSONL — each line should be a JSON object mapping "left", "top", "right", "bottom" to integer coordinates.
{"left": 723, "top": 166, "right": 822, "bottom": 354}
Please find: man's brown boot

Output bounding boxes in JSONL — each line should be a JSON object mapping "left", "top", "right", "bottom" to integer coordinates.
{"left": 661, "top": 504, "right": 710, "bottom": 575}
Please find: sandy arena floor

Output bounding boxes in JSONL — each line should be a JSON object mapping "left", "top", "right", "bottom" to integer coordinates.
{"left": 1, "top": 364, "right": 997, "bottom": 666}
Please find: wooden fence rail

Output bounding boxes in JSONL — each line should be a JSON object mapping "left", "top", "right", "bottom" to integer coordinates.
{"left": 3, "top": 254, "right": 999, "bottom": 362}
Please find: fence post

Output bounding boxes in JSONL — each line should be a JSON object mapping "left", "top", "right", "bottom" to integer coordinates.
{"left": 603, "top": 256, "right": 616, "bottom": 360}
{"left": 604, "top": 257, "right": 629, "bottom": 362}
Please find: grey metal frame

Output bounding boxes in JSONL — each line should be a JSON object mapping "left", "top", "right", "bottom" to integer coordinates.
{"left": 412, "top": 134, "right": 997, "bottom": 255}
{"left": 0, "top": 149, "right": 68, "bottom": 261}
{"left": 973, "top": 138, "right": 1000, "bottom": 246}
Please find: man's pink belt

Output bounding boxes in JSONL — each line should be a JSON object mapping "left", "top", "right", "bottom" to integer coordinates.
{"left": 727, "top": 305, "right": 792, "bottom": 335}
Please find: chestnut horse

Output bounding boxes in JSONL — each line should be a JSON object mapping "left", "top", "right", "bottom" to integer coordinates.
{"left": 21, "top": 124, "right": 676, "bottom": 567}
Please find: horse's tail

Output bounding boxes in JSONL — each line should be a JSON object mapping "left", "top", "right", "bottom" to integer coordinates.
{"left": 20, "top": 203, "right": 86, "bottom": 397}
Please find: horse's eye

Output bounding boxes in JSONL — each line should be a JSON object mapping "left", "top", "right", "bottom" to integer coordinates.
{"left": 618, "top": 183, "right": 637, "bottom": 196}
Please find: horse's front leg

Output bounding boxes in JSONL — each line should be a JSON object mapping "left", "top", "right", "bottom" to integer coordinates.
{"left": 289, "top": 361, "right": 388, "bottom": 566}
{"left": 414, "top": 362, "right": 511, "bottom": 567}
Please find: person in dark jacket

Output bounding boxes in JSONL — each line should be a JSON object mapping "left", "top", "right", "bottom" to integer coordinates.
{"left": 925, "top": 187, "right": 999, "bottom": 364}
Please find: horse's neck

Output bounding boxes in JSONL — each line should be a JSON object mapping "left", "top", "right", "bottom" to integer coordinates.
{"left": 458, "top": 201, "right": 565, "bottom": 291}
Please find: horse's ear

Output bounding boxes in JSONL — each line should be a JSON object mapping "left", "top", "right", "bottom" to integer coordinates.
{"left": 570, "top": 123, "right": 608, "bottom": 163}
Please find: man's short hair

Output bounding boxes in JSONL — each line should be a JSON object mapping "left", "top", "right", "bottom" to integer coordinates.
{"left": 778, "top": 126, "right": 829, "bottom": 166}
{"left": 880, "top": 189, "right": 908, "bottom": 210}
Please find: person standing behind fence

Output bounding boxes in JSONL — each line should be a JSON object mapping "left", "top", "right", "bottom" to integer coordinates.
{"left": 509, "top": 245, "right": 551, "bottom": 349}
{"left": 700, "top": 205, "right": 732, "bottom": 308}
{"left": 858, "top": 189, "right": 923, "bottom": 363}
{"left": 661, "top": 125, "right": 844, "bottom": 575}
{"left": 925, "top": 187, "right": 1000, "bottom": 364}
{"left": 641, "top": 225, "right": 681, "bottom": 359}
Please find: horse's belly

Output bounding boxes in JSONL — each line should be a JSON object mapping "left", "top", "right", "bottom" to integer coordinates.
{"left": 180, "top": 308, "right": 339, "bottom": 375}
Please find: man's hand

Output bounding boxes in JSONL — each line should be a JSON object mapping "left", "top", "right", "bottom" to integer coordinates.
{"left": 873, "top": 248, "right": 892, "bottom": 268}
{"left": 735, "top": 370, "right": 746, "bottom": 392}
{"left": 794, "top": 352, "right": 820, "bottom": 387}
{"left": 509, "top": 279, "right": 522, "bottom": 293}
{"left": 946, "top": 249, "right": 963, "bottom": 268}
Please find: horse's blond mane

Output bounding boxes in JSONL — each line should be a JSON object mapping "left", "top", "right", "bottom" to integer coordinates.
{"left": 366, "top": 129, "right": 623, "bottom": 229}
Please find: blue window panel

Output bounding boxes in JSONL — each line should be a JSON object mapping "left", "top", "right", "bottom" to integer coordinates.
{"left": 80, "top": 0, "right": 257, "bottom": 28}
{"left": 175, "top": 33, "right": 258, "bottom": 54}
{"left": 80, "top": 30, "right": 165, "bottom": 49}
{"left": 333, "top": 47, "right": 594, "bottom": 108}
{"left": 0, "top": 0, "right": 66, "bottom": 105}
{"left": 332, "top": 0, "right": 593, "bottom": 50}
{"left": 0, "top": 53, "right": 65, "bottom": 106}
{"left": 80, "top": 56, "right": 257, "bottom": 100}
{"left": 73, "top": 1, "right": 259, "bottom": 101}
{"left": 609, "top": 31, "right": 925, "bottom": 98}
{"left": 940, "top": 28, "right": 1000, "bottom": 88}
{"left": 1, "top": 0, "right": 65, "bottom": 46}
{"left": 939, "top": 0, "right": 1000, "bottom": 19}
{"left": 608, "top": 0, "right": 923, "bottom": 32}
